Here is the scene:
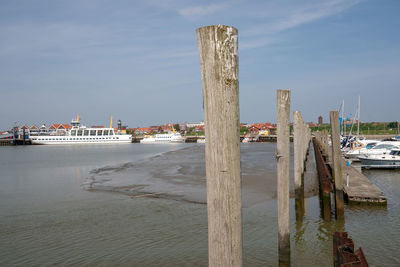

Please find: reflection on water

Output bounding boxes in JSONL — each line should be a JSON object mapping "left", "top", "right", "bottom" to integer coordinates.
{"left": 0, "top": 144, "right": 399, "bottom": 266}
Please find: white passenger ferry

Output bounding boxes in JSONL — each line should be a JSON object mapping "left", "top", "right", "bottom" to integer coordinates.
{"left": 30, "top": 116, "right": 131, "bottom": 145}
{"left": 140, "top": 129, "right": 185, "bottom": 144}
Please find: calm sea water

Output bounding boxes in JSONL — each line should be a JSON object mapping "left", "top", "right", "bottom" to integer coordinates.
{"left": 0, "top": 143, "right": 399, "bottom": 266}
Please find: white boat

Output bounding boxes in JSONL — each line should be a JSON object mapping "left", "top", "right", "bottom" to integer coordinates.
{"left": 359, "top": 149, "right": 400, "bottom": 169}
{"left": 197, "top": 136, "right": 206, "bottom": 143}
{"left": 242, "top": 133, "right": 259, "bottom": 143}
{"left": 347, "top": 142, "right": 400, "bottom": 159}
{"left": 140, "top": 130, "right": 185, "bottom": 144}
{"left": 343, "top": 138, "right": 379, "bottom": 158}
{"left": 30, "top": 116, "right": 131, "bottom": 145}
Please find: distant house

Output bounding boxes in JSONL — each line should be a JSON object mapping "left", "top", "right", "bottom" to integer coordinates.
{"left": 247, "top": 125, "right": 260, "bottom": 134}
{"left": 186, "top": 122, "right": 205, "bottom": 128}
{"left": 39, "top": 124, "right": 48, "bottom": 135}
{"left": 161, "top": 124, "right": 174, "bottom": 132}
{"left": 48, "top": 124, "right": 71, "bottom": 135}
{"left": 29, "top": 125, "right": 40, "bottom": 135}
{"left": 150, "top": 126, "right": 162, "bottom": 133}
{"left": 20, "top": 124, "right": 29, "bottom": 131}
{"left": 135, "top": 128, "right": 152, "bottom": 135}
{"left": 179, "top": 123, "right": 187, "bottom": 132}
{"left": 193, "top": 125, "right": 205, "bottom": 132}
{"left": 248, "top": 123, "right": 276, "bottom": 135}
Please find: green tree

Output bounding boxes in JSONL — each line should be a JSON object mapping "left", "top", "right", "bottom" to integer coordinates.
{"left": 388, "top": 121, "right": 398, "bottom": 129}
{"left": 173, "top": 124, "right": 180, "bottom": 131}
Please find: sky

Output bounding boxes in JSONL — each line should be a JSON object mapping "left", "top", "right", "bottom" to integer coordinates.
{"left": 0, "top": 0, "right": 399, "bottom": 129}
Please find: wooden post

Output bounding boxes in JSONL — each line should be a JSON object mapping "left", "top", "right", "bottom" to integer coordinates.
{"left": 293, "top": 111, "right": 304, "bottom": 221}
{"left": 277, "top": 89, "right": 291, "bottom": 266}
{"left": 196, "top": 25, "right": 242, "bottom": 267}
{"left": 330, "top": 111, "right": 344, "bottom": 220}
{"left": 293, "top": 111, "right": 302, "bottom": 195}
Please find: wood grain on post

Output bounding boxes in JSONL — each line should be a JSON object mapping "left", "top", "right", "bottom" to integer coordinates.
{"left": 196, "top": 25, "right": 242, "bottom": 267}
{"left": 293, "top": 111, "right": 302, "bottom": 194}
{"left": 293, "top": 111, "right": 305, "bottom": 221}
{"left": 330, "top": 111, "right": 345, "bottom": 220}
{"left": 276, "top": 89, "right": 291, "bottom": 266}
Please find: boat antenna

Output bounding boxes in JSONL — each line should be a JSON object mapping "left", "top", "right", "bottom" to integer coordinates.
{"left": 357, "top": 95, "right": 360, "bottom": 137}
{"left": 342, "top": 100, "right": 345, "bottom": 136}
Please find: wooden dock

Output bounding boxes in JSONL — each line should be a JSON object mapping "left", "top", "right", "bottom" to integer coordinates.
{"left": 341, "top": 158, "right": 387, "bottom": 204}
{"left": 314, "top": 137, "right": 386, "bottom": 204}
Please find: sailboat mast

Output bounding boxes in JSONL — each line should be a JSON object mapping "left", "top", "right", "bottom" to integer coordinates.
{"left": 342, "top": 100, "right": 345, "bottom": 136}
{"left": 357, "top": 95, "right": 360, "bottom": 136}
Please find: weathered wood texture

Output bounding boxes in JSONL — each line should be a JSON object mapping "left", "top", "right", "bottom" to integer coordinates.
{"left": 276, "top": 89, "right": 291, "bottom": 266}
{"left": 293, "top": 112, "right": 311, "bottom": 192}
{"left": 196, "top": 25, "right": 242, "bottom": 267}
{"left": 293, "top": 111, "right": 312, "bottom": 221}
{"left": 293, "top": 111, "right": 303, "bottom": 193}
{"left": 330, "top": 111, "right": 344, "bottom": 219}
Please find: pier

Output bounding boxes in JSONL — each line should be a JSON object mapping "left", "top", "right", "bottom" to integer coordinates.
{"left": 342, "top": 158, "right": 387, "bottom": 203}
{"left": 313, "top": 135, "right": 387, "bottom": 205}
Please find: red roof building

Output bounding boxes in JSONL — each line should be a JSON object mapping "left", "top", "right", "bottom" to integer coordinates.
{"left": 134, "top": 128, "right": 152, "bottom": 135}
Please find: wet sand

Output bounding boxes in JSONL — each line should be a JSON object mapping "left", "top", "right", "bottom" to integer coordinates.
{"left": 84, "top": 143, "right": 318, "bottom": 207}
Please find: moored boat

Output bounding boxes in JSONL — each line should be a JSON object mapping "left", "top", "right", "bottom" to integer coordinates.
{"left": 345, "top": 141, "right": 400, "bottom": 159}
{"left": 140, "top": 130, "right": 185, "bottom": 144}
{"left": 359, "top": 149, "right": 400, "bottom": 169}
{"left": 30, "top": 116, "right": 131, "bottom": 145}
{"left": 196, "top": 136, "right": 206, "bottom": 143}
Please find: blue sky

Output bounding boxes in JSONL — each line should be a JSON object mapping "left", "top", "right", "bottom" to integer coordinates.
{"left": 0, "top": 0, "right": 399, "bottom": 129}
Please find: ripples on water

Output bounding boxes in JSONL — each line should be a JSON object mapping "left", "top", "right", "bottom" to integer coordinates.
{"left": 0, "top": 144, "right": 399, "bottom": 266}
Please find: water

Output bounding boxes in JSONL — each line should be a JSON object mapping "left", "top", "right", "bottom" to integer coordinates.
{"left": 0, "top": 143, "right": 399, "bottom": 266}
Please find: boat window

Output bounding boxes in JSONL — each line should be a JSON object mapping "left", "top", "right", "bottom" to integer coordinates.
{"left": 90, "top": 130, "right": 96, "bottom": 136}
{"left": 104, "top": 130, "right": 109, "bottom": 136}
{"left": 71, "top": 130, "right": 76, "bottom": 136}
{"left": 373, "top": 144, "right": 394, "bottom": 150}
{"left": 84, "top": 130, "right": 89, "bottom": 136}
{"left": 77, "top": 130, "right": 83, "bottom": 136}
{"left": 110, "top": 131, "right": 114, "bottom": 135}
{"left": 366, "top": 143, "right": 377, "bottom": 149}
{"left": 97, "top": 130, "right": 103, "bottom": 136}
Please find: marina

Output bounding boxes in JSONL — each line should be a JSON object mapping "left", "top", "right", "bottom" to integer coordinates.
{"left": 1, "top": 1, "right": 400, "bottom": 265}
{"left": 1, "top": 143, "right": 399, "bottom": 266}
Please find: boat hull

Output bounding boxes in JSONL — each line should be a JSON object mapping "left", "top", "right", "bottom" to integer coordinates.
{"left": 31, "top": 136, "right": 131, "bottom": 145}
{"left": 359, "top": 157, "right": 400, "bottom": 169}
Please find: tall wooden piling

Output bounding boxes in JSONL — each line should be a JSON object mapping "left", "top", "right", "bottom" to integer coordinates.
{"left": 196, "top": 25, "right": 242, "bottom": 267}
{"left": 277, "top": 89, "right": 291, "bottom": 266}
{"left": 330, "top": 111, "right": 344, "bottom": 220}
{"left": 293, "top": 111, "right": 304, "bottom": 221}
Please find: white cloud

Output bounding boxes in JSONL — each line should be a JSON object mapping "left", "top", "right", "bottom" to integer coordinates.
{"left": 243, "top": 0, "right": 360, "bottom": 37}
{"left": 178, "top": 3, "right": 229, "bottom": 17}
